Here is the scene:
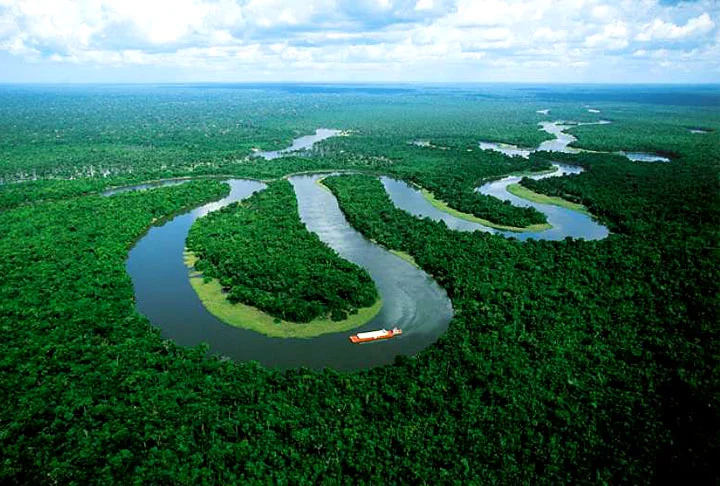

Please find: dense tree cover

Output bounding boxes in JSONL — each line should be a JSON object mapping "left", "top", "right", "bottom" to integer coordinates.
{"left": 9, "top": 84, "right": 714, "bottom": 230}
{"left": 391, "top": 149, "right": 552, "bottom": 228}
{"left": 318, "top": 135, "right": 556, "bottom": 228}
{"left": 564, "top": 105, "right": 719, "bottom": 157}
{"left": 1, "top": 85, "right": 718, "bottom": 484}
{"left": 324, "top": 172, "right": 719, "bottom": 483}
{"left": 522, "top": 150, "right": 719, "bottom": 235}
{"left": 186, "top": 180, "right": 378, "bottom": 323}
{"left": 0, "top": 85, "right": 553, "bottom": 183}
{"left": 0, "top": 85, "right": 321, "bottom": 182}
{"left": 0, "top": 178, "right": 108, "bottom": 210}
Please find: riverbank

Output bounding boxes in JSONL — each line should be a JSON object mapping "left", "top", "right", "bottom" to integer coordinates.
{"left": 506, "top": 183, "right": 590, "bottom": 215}
{"left": 315, "top": 177, "right": 422, "bottom": 268}
{"left": 418, "top": 187, "right": 552, "bottom": 233}
{"left": 184, "top": 250, "right": 383, "bottom": 338}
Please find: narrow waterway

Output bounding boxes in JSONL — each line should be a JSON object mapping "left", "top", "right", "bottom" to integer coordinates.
{"left": 103, "top": 179, "right": 190, "bottom": 196}
{"left": 120, "top": 120, "right": 615, "bottom": 370}
{"left": 383, "top": 163, "right": 609, "bottom": 241}
{"left": 478, "top": 119, "right": 670, "bottom": 162}
{"left": 253, "top": 128, "right": 342, "bottom": 160}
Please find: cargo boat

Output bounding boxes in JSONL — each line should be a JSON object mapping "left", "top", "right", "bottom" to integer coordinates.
{"left": 349, "top": 327, "right": 402, "bottom": 344}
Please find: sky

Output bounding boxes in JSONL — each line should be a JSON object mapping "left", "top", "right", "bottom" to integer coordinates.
{"left": 0, "top": 0, "right": 718, "bottom": 84}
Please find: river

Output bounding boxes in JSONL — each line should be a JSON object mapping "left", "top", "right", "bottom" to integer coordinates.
{"left": 253, "top": 128, "right": 342, "bottom": 160}
{"left": 382, "top": 163, "right": 609, "bottom": 241}
{"left": 119, "top": 122, "right": 613, "bottom": 370}
{"left": 123, "top": 174, "right": 452, "bottom": 371}
{"left": 478, "top": 120, "right": 670, "bottom": 162}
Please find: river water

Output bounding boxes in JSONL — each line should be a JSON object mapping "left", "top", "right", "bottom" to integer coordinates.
{"left": 124, "top": 174, "right": 452, "bottom": 371}
{"left": 253, "top": 128, "right": 342, "bottom": 160}
{"left": 478, "top": 120, "right": 670, "bottom": 162}
{"left": 383, "top": 163, "right": 609, "bottom": 241}
{"left": 103, "top": 179, "right": 190, "bottom": 196}
{"left": 120, "top": 121, "right": 612, "bottom": 370}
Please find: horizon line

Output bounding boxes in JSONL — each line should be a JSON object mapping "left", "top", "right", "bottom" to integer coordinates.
{"left": 1, "top": 81, "right": 719, "bottom": 87}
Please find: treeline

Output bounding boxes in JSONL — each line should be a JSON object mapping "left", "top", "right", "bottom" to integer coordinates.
{"left": 320, "top": 133, "right": 555, "bottom": 227}
{"left": 523, "top": 150, "right": 720, "bottom": 235}
{"left": 323, "top": 172, "right": 718, "bottom": 483}
{"left": 186, "top": 180, "right": 378, "bottom": 323}
{"left": 0, "top": 178, "right": 107, "bottom": 211}
{"left": 0, "top": 86, "right": 563, "bottom": 230}
{"left": 2, "top": 167, "right": 716, "bottom": 483}
{"left": 1, "top": 87, "right": 718, "bottom": 484}
{"left": 0, "top": 86, "right": 550, "bottom": 183}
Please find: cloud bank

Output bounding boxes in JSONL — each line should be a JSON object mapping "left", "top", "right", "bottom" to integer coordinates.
{"left": 0, "top": 0, "right": 717, "bottom": 82}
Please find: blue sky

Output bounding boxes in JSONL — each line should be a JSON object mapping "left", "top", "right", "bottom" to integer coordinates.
{"left": 0, "top": 0, "right": 717, "bottom": 83}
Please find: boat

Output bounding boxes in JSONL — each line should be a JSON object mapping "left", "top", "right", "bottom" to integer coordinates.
{"left": 349, "top": 327, "right": 402, "bottom": 344}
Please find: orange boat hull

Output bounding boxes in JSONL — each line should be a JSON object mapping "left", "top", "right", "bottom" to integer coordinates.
{"left": 349, "top": 328, "right": 402, "bottom": 344}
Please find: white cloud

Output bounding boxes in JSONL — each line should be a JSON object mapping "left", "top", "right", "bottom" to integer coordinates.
{"left": 415, "top": 0, "right": 433, "bottom": 11}
{"left": 450, "top": 0, "right": 548, "bottom": 27}
{"left": 591, "top": 5, "right": 616, "bottom": 21}
{"left": 585, "top": 21, "right": 629, "bottom": 50}
{"left": 0, "top": 0, "right": 717, "bottom": 82}
{"left": 1, "top": 37, "right": 39, "bottom": 57}
{"left": 533, "top": 27, "right": 567, "bottom": 42}
{"left": 636, "top": 12, "right": 715, "bottom": 42}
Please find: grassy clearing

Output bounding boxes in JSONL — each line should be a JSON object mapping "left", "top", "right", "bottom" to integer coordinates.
{"left": 506, "top": 184, "right": 590, "bottom": 215}
{"left": 183, "top": 250, "right": 383, "bottom": 338}
{"left": 418, "top": 188, "right": 552, "bottom": 233}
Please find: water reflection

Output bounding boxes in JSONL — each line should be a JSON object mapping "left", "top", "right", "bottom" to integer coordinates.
{"left": 126, "top": 175, "right": 452, "bottom": 370}
{"left": 253, "top": 128, "right": 342, "bottom": 160}
{"left": 383, "top": 163, "right": 609, "bottom": 241}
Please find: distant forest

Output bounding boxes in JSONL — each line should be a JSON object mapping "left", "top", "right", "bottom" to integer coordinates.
{"left": 0, "top": 85, "right": 717, "bottom": 484}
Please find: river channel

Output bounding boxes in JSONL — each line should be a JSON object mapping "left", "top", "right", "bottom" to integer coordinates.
{"left": 253, "top": 128, "right": 342, "bottom": 160}
{"left": 120, "top": 121, "right": 613, "bottom": 370}
{"left": 123, "top": 173, "right": 452, "bottom": 371}
{"left": 479, "top": 120, "right": 670, "bottom": 162}
{"left": 382, "top": 163, "right": 609, "bottom": 241}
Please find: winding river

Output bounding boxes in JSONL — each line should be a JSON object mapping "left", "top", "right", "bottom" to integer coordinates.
{"left": 383, "top": 163, "right": 608, "bottom": 241}
{"left": 479, "top": 120, "right": 670, "bottom": 162}
{"left": 253, "top": 128, "right": 342, "bottom": 160}
{"left": 120, "top": 120, "right": 615, "bottom": 370}
{"left": 123, "top": 174, "right": 452, "bottom": 371}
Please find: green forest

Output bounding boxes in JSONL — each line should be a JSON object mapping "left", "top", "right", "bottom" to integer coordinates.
{"left": 0, "top": 84, "right": 718, "bottom": 484}
{"left": 186, "top": 180, "right": 378, "bottom": 324}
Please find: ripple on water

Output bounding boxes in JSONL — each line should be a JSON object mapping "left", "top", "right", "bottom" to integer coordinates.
{"left": 124, "top": 173, "right": 452, "bottom": 370}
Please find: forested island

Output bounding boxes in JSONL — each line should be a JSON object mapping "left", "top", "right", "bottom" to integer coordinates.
{"left": 185, "top": 180, "right": 380, "bottom": 336}
{"left": 0, "top": 84, "right": 717, "bottom": 484}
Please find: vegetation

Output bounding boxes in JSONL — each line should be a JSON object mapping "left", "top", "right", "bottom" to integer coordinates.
{"left": 0, "top": 84, "right": 717, "bottom": 484}
{"left": 0, "top": 178, "right": 108, "bottom": 210}
{"left": 321, "top": 135, "right": 556, "bottom": 228}
{"left": 420, "top": 185, "right": 553, "bottom": 231}
{"left": 186, "top": 266, "right": 383, "bottom": 338}
{"left": 507, "top": 182, "right": 590, "bottom": 215}
{"left": 324, "top": 169, "right": 718, "bottom": 484}
{"left": 186, "top": 180, "right": 379, "bottom": 324}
